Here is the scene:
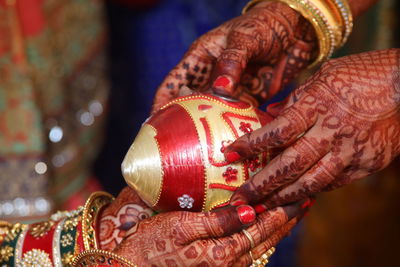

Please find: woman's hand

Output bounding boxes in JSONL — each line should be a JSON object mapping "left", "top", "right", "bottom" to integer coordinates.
{"left": 152, "top": 1, "right": 316, "bottom": 112}
{"left": 113, "top": 199, "right": 308, "bottom": 266}
{"left": 224, "top": 49, "right": 400, "bottom": 208}
{"left": 99, "top": 187, "right": 155, "bottom": 250}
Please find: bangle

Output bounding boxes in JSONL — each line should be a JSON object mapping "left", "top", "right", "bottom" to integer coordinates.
{"left": 82, "top": 191, "right": 114, "bottom": 251}
{"left": 72, "top": 249, "right": 137, "bottom": 267}
{"left": 330, "top": 0, "right": 353, "bottom": 47}
{"left": 242, "top": 0, "right": 353, "bottom": 67}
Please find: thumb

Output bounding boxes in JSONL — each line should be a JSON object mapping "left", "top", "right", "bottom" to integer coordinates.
{"left": 210, "top": 35, "right": 252, "bottom": 97}
{"left": 178, "top": 205, "right": 256, "bottom": 245}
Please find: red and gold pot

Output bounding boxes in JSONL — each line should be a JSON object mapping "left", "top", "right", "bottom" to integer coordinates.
{"left": 122, "top": 94, "right": 273, "bottom": 212}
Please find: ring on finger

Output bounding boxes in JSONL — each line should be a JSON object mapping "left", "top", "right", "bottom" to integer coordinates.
{"left": 242, "top": 229, "right": 255, "bottom": 249}
{"left": 248, "top": 251, "right": 255, "bottom": 262}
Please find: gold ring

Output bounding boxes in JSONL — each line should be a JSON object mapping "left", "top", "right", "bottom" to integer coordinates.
{"left": 242, "top": 229, "right": 255, "bottom": 249}
{"left": 250, "top": 247, "right": 276, "bottom": 267}
{"left": 249, "top": 250, "right": 255, "bottom": 262}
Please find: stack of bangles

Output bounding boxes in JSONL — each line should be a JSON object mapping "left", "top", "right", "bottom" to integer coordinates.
{"left": 243, "top": 0, "right": 353, "bottom": 68}
{"left": 0, "top": 191, "right": 137, "bottom": 267}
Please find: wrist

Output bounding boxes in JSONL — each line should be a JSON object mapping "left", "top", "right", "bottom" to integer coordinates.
{"left": 98, "top": 187, "right": 154, "bottom": 250}
{"left": 246, "top": 1, "right": 317, "bottom": 58}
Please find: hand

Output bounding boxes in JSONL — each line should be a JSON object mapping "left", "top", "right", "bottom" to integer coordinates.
{"left": 99, "top": 187, "right": 155, "bottom": 250}
{"left": 112, "top": 200, "right": 308, "bottom": 267}
{"left": 224, "top": 49, "right": 400, "bottom": 208}
{"left": 152, "top": 1, "right": 316, "bottom": 113}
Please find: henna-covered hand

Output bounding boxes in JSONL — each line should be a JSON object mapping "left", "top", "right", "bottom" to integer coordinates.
{"left": 112, "top": 199, "right": 308, "bottom": 267}
{"left": 224, "top": 49, "right": 400, "bottom": 208}
{"left": 99, "top": 187, "right": 154, "bottom": 250}
{"left": 152, "top": 1, "right": 316, "bottom": 112}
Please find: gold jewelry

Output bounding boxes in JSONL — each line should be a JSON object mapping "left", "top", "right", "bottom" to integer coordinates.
{"left": 249, "top": 250, "right": 255, "bottom": 262}
{"left": 242, "top": 0, "right": 353, "bottom": 67}
{"left": 72, "top": 249, "right": 137, "bottom": 267}
{"left": 242, "top": 229, "right": 256, "bottom": 249}
{"left": 82, "top": 191, "right": 114, "bottom": 251}
{"left": 328, "top": 0, "right": 353, "bottom": 46}
{"left": 250, "top": 247, "right": 276, "bottom": 267}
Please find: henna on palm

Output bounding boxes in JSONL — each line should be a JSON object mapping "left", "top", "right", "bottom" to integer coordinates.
{"left": 225, "top": 49, "right": 400, "bottom": 207}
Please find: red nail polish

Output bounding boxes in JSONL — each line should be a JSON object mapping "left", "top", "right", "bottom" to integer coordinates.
{"left": 301, "top": 199, "right": 311, "bottom": 210}
{"left": 237, "top": 205, "right": 256, "bottom": 225}
{"left": 225, "top": 151, "right": 241, "bottom": 163}
{"left": 213, "top": 75, "right": 231, "bottom": 88}
{"left": 266, "top": 102, "right": 282, "bottom": 110}
{"left": 301, "top": 199, "right": 316, "bottom": 210}
{"left": 231, "top": 199, "right": 246, "bottom": 206}
{"left": 254, "top": 204, "right": 267, "bottom": 214}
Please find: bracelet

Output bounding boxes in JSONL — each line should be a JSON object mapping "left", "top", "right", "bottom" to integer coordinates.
{"left": 0, "top": 192, "right": 115, "bottom": 266}
{"left": 72, "top": 249, "right": 137, "bottom": 267}
{"left": 82, "top": 191, "right": 114, "bottom": 251}
{"left": 330, "top": 0, "right": 353, "bottom": 47}
{"left": 242, "top": 0, "right": 353, "bottom": 67}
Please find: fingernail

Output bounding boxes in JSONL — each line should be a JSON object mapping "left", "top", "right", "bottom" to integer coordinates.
{"left": 231, "top": 199, "right": 246, "bottom": 207}
{"left": 254, "top": 204, "right": 267, "bottom": 214}
{"left": 213, "top": 75, "right": 231, "bottom": 89}
{"left": 237, "top": 205, "right": 256, "bottom": 225}
{"left": 283, "top": 199, "right": 309, "bottom": 220}
{"left": 301, "top": 199, "right": 311, "bottom": 210}
{"left": 301, "top": 198, "right": 316, "bottom": 210}
{"left": 225, "top": 151, "right": 242, "bottom": 163}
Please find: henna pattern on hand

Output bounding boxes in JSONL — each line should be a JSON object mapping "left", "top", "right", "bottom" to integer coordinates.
{"left": 112, "top": 201, "right": 308, "bottom": 266}
{"left": 99, "top": 187, "right": 154, "bottom": 250}
{"left": 152, "top": 2, "right": 316, "bottom": 113}
{"left": 226, "top": 49, "right": 400, "bottom": 207}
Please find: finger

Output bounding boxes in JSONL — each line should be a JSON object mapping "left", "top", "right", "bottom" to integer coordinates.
{"left": 230, "top": 129, "right": 330, "bottom": 205}
{"left": 177, "top": 205, "right": 256, "bottom": 245}
{"left": 152, "top": 39, "right": 216, "bottom": 113}
{"left": 248, "top": 218, "right": 297, "bottom": 262}
{"left": 323, "top": 167, "right": 370, "bottom": 192}
{"left": 224, "top": 94, "right": 318, "bottom": 162}
{"left": 225, "top": 200, "right": 308, "bottom": 257}
{"left": 260, "top": 152, "right": 346, "bottom": 208}
{"left": 210, "top": 28, "right": 259, "bottom": 97}
{"left": 240, "top": 200, "right": 307, "bottom": 251}
{"left": 237, "top": 42, "right": 314, "bottom": 106}
{"left": 189, "top": 200, "right": 307, "bottom": 266}
{"left": 233, "top": 252, "right": 253, "bottom": 267}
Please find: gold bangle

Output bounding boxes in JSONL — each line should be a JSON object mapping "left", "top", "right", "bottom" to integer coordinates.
{"left": 82, "top": 191, "right": 114, "bottom": 251}
{"left": 72, "top": 249, "right": 137, "bottom": 267}
{"left": 328, "top": 0, "right": 353, "bottom": 47}
{"left": 242, "top": 0, "right": 353, "bottom": 67}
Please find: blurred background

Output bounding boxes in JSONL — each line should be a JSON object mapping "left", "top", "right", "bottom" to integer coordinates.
{"left": 0, "top": 0, "right": 398, "bottom": 266}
